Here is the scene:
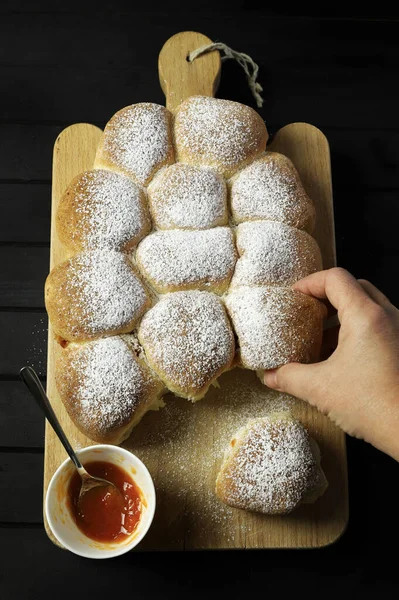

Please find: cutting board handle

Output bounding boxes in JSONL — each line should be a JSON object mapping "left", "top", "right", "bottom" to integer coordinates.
{"left": 159, "top": 31, "right": 221, "bottom": 111}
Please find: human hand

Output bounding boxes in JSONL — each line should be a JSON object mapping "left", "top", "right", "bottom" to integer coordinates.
{"left": 263, "top": 268, "right": 399, "bottom": 461}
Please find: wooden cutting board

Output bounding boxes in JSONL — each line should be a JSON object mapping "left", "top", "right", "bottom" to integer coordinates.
{"left": 44, "top": 31, "right": 348, "bottom": 550}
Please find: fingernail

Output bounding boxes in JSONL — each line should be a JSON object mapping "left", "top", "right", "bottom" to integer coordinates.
{"left": 264, "top": 369, "right": 278, "bottom": 389}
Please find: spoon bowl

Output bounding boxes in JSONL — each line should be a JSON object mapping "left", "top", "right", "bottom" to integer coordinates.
{"left": 78, "top": 471, "right": 117, "bottom": 502}
{"left": 46, "top": 444, "right": 156, "bottom": 558}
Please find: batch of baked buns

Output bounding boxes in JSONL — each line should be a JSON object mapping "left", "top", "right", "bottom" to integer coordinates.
{"left": 45, "top": 96, "right": 328, "bottom": 516}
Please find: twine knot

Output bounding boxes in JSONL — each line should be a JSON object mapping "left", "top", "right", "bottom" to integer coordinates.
{"left": 188, "top": 42, "right": 264, "bottom": 108}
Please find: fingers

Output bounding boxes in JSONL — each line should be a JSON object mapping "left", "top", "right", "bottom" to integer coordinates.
{"left": 263, "top": 362, "right": 325, "bottom": 408}
{"left": 358, "top": 279, "right": 392, "bottom": 309}
{"left": 292, "top": 268, "right": 372, "bottom": 322}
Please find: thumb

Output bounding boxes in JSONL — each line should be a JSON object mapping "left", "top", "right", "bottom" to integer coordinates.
{"left": 263, "top": 362, "right": 325, "bottom": 407}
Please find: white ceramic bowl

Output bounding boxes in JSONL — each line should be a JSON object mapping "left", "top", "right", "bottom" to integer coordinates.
{"left": 45, "top": 445, "right": 156, "bottom": 559}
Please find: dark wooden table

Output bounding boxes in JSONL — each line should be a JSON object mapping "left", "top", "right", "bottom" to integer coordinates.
{"left": 1, "top": 5, "right": 398, "bottom": 597}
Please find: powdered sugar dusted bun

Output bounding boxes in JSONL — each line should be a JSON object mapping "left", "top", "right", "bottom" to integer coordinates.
{"left": 45, "top": 250, "right": 150, "bottom": 342}
{"left": 56, "top": 335, "right": 165, "bottom": 444}
{"left": 56, "top": 169, "right": 151, "bottom": 254}
{"left": 138, "top": 290, "right": 235, "bottom": 400}
{"left": 136, "top": 228, "right": 237, "bottom": 294}
{"left": 215, "top": 413, "right": 327, "bottom": 515}
{"left": 173, "top": 96, "right": 268, "bottom": 178}
{"left": 225, "top": 287, "right": 324, "bottom": 370}
{"left": 94, "top": 103, "right": 174, "bottom": 186}
{"left": 231, "top": 221, "right": 322, "bottom": 288}
{"left": 147, "top": 163, "right": 228, "bottom": 230}
{"left": 229, "top": 152, "right": 316, "bottom": 232}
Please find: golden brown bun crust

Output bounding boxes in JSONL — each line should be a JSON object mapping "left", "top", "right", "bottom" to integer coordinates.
{"left": 229, "top": 152, "right": 316, "bottom": 233}
{"left": 56, "top": 169, "right": 151, "bottom": 254}
{"left": 45, "top": 250, "right": 150, "bottom": 343}
{"left": 225, "top": 287, "right": 324, "bottom": 370}
{"left": 173, "top": 96, "right": 268, "bottom": 178}
{"left": 94, "top": 103, "right": 175, "bottom": 186}
{"left": 138, "top": 290, "right": 235, "bottom": 400}
{"left": 55, "top": 336, "right": 165, "bottom": 444}
{"left": 215, "top": 413, "right": 327, "bottom": 514}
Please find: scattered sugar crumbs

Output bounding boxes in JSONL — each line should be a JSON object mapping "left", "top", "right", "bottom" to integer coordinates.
{"left": 124, "top": 368, "right": 299, "bottom": 546}
{"left": 26, "top": 316, "right": 48, "bottom": 377}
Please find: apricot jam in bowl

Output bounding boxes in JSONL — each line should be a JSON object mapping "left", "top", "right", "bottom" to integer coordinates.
{"left": 46, "top": 445, "right": 156, "bottom": 559}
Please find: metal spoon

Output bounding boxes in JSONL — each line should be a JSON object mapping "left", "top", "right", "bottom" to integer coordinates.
{"left": 20, "top": 366, "right": 119, "bottom": 504}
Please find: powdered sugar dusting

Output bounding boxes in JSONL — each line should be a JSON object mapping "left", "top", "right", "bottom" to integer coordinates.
{"left": 231, "top": 220, "right": 322, "bottom": 287}
{"left": 136, "top": 228, "right": 237, "bottom": 293}
{"left": 216, "top": 415, "right": 319, "bottom": 514}
{"left": 138, "top": 291, "right": 235, "bottom": 398}
{"left": 60, "top": 170, "right": 150, "bottom": 251}
{"left": 174, "top": 96, "right": 266, "bottom": 176}
{"left": 49, "top": 95, "right": 326, "bottom": 543}
{"left": 148, "top": 163, "right": 227, "bottom": 230}
{"left": 100, "top": 103, "right": 174, "bottom": 185}
{"left": 230, "top": 152, "right": 315, "bottom": 231}
{"left": 225, "top": 286, "right": 320, "bottom": 370}
{"left": 124, "top": 369, "right": 297, "bottom": 544}
{"left": 56, "top": 250, "right": 149, "bottom": 338}
{"left": 71, "top": 337, "right": 151, "bottom": 433}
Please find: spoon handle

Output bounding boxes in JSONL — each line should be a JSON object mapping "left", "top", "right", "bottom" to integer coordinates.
{"left": 20, "top": 366, "right": 83, "bottom": 470}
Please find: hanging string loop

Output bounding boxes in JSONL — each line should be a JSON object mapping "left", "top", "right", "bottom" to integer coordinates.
{"left": 188, "top": 42, "right": 264, "bottom": 108}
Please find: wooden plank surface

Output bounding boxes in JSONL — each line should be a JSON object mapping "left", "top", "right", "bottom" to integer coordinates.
{"left": 4, "top": 123, "right": 399, "bottom": 190}
{"left": 1, "top": 14, "right": 398, "bottom": 129}
{"left": 44, "top": 124, "right": 103, "bottom": 546}
{"left": 0, "top": 247, "right": 48, "bottom": 307}
{"left": 0, "top": 184, "right": 51, "bottom": 242}
{"left": 0, "top": 382, "right": 45, "bottom": 447}
{"left": 43, "top": 31, "right": 348, "bottom": 549}
{"left": 159, "top": 31, "right": 221, "bottom": 110}
{"left": 0, "top": 453, "right": 44, "bottom": 522}
{"left": 0, "top": 312, "right": 48, "bottom": 376}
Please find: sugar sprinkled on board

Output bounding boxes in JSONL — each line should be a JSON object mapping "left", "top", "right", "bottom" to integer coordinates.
{"left": 229, "top": 152, "right": 315, "bottom": 231}
{"left": 100, "top": 103, "right": 174, "bottom": 186}
{"left": 26, "top": 316, "right": 48, "bottom": 377}
{"left": 136, "top": 227, "right": 237, "bottom": 293}
{"left": 124, "top": 369, "right": 297, "bottom": 544}
{"left": 147, "top": 163, "right": 228, "bottom": 230}
{"left": 57, "top": 250, "right": 149, "bottom": 337}
{"left": 231, "top": 220, "right": 321, "bottom": 287}
{"left": 61, "top": 169, "right": 150, "bottom": 251}
{"left": 138, "top": 291, "right": 235, "bottom": 397}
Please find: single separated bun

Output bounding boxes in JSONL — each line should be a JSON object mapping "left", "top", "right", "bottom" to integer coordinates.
{"left": 215, "top": 413, "right": 328, "bottom": 515}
